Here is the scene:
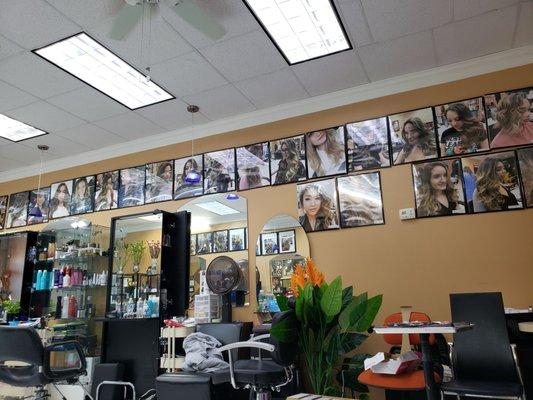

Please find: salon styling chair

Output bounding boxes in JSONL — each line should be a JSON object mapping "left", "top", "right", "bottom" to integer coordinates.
{"left": 0, "top": 325, "right": 90, "bottom": 400}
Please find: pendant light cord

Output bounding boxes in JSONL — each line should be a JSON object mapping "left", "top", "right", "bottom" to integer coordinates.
{"left": 37, "top": 149, "right": 43, "bottom": 193}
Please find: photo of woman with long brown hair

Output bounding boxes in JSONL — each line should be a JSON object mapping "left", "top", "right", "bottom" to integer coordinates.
{"left": 49, "top": 182, "right": 72, "bottom": 219}
{"left": 337, "top": 173, "right": 385, "bottom": 227}
{"left": 174, "top": 156, "right": 203, "bottom": 199}
{"left": 489, "top": 89, "right": 533, "bottom": 148}
{"left": 517, "top": 147, "right": 533, "bottom": 208}
{"left": 94, "top": 171, "right": 118, "bottom": 211}
{"left": 296, "top": 179, "right": 339, "bottom": 232}
{"left": 270, "top": 136, "right": 307, "bottom": 184}
{"left": 305, "top": 127, "right": 346, "bottom": 178}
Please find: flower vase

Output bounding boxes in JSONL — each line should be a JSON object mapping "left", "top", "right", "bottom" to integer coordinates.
{"left": 148, "top": 258, "right": 158, "bottom": 275}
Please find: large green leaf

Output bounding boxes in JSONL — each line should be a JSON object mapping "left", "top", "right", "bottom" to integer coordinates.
{"left": 295, "top": 296, "right": 304, "bottom": 321}
{"left": 354, "top": 294, "right": 383, "bottom": 332}
{"left": 341, "top": 286, "right": 353, "bottom": 308}
{"left": 270, "top": 313, "right": 297, "bottom": 343}
{"left": 340, "top": 332, "right": 368, "bottom": 353}
{"left": 303, "top": 283, "right": 314, "bottom": 305}
{"left": 276, "top": 295, "right": 289, "bottom": 312}
{"left": 320, "top": 276, "right": 343, "bottom": 317}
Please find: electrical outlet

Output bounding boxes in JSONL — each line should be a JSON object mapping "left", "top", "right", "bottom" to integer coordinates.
{"left": 399, "top": 208, "right": 416, "bottom": 220}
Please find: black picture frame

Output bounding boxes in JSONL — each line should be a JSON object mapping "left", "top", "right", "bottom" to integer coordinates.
{"left": 190, "top": 234, "right": 197, "bottom": 256}
{"left": 6, "top": 191, "right": 29, "bottom": 228}
{"left": 174, "top": 155, "right": 204, "bottom": 200}
{"left": 196, "top": 232, "right": 213, "bottom": 255}
{"left": 229, "top": 228, "right": 247, "bottom": 251}
{"left": 256, "top": 236, "right": 261, "bottom": 256}
{"left": 118, "top": 165, "right": 145, "bottom": 208}
{"left": 27, "top": 187, "right": 51, "bottom": 225}
{"left": 94, "top": 170, "right": 119, "bottom": 211}
{"left": 261, "top": 232, "right": 279, "bottom": 255}
{"left": 305, "top": 126, "right": 347, "bottom": 179}
{"left": 0, "top": 195, "right": 8, "bottom": 230}
{"left": 236, "top": 142, "right": 271, "bottom": 191}
{"left": 278, "top": 229, "right": 296, "bottom": 253}
{"left": 145, "top": 160, "right": 174, "bottom": 204}
{"left": 49, "top": 180, "right": 74, "bottom": 220}
{"left": 212, "top": 230, "right": 229, "bottom": 253}
{"left": 203, "top": 148, "right": 237, "bottom": 194}
{"left": 270, "top": 134, "right": 308, "bottom": 186}
{"left": 70, "top": 175, "right": 95, "bottom": 215}
{"left": 516, "top": 146, "right": 533, "bottom": 208}
{"left": 297, "top": 178, "right": 340, "bottom": 233}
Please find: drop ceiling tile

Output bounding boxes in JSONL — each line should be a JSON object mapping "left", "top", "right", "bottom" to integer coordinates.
{"left": 162, "top": 0, "right": 258, "bottom": 49}
{"left": 0, "top": 157, "right": 26, "bottom": 172}
{"left": 358, "top": 31, "right": 436, "bottom": 81}
{"left": 55, "top": 124, "right": 124, "bottom": 149}
{"left": 182, "top": 85, "right": 256, "bottom": 120}
{"left": 453, "top": 0, "right": 519, "bottom": 20}
{"left": 0, "top": 0, "right": 81, "bottom": 49}
{"left": 234, "top": 69, "right": 309, "bottom": 109}
{"left": 361, "top": 0, "right": 452, "bottom": 42}
{"left": 199, "top": 30, "right": 287, "bottom": 82}
{"left": 47, "top": 87, "right": 128, "bottom": 122}
{"left": 45, "top": 0, "right": 118, "bottom": 29}
{"left": 149, "top": 52, "right": 228, "bottom": 97}
{"left": 136, "top": 99, "right": 210, "bottom": 131}
{"left": 0, "top": 34, "right": 23, "bottom": 60}
{"left": 94, "top": 112, "right": 165, "bottom": 140}
{"left": 0, "top": 53, "right": 83, "bottom": 98}
{"left": 292, "top": 50, "right": 368, "bottom": 96}
{"left": 0, "top": 81, "right": 39, "bottom": 112}
{"left": 515, "top": 2, "right": 533, "bottom": 47}
{"left": 22, "top": 133, "right": 89, "bottom": 158}
{"left": 338, "top": 0, "right": 374, "bottom": 47}
{"left": 6, "top": 101, "right": 85, "bottom": 132}
{"left": 434, "top": 6, "right": 517, "bottom": 65}
{"left": 0, "top": 143, "right": 55, "bottom": 165}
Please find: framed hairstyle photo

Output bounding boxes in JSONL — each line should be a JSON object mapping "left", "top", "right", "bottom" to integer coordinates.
{"left": 197, "top": 232, "right": 213, "bottom": 254}
{"left": 278, "top": 230, "right": 296, "bottom": 253}
{"left": 190, "top": 234, "right": 197, "bottom": 256}
{"left": 261, "top": 232, "right": 278, "bottom": 255}
{"left": 94, "top": 171, "right": 119, "bottom": 211}
{"left": 517, "top": 146, "right": 533, "bottom": 208}
{"left": 0, "top": 195, "right": 7, "bottom": 230}
{"left": 345, "top": 117, "right": 390, "bottom": 172}
{"left": 297, "top": 178, "right": 339, "bottom": 233}
{"left": 461, "top": 151, "right": 524, "bottom": 213}
{"left": 174, "top": 155, "right": 203, "bottom": 200}
{"left": 7, "top": 191, "right": 29, "bottom": 228}
{"left": 337, "top": 173, "right": 385, "bottom": 227}
{"left": 213, "top": 230, "right": 229, "bottom": 253}
{"left": 236, "top": 142, "right": 271, "bottom": 190}
{"left": 270, "top": 135, "right": 307, "bottom": 185}
{"left": 71, "top": 175, "right": 95, "bottom": 215}
{"left": 28, "top": 187, "right": 50, "bottom": 225}
{"left": 204, "top": 149, "right": 236, "bottom": 194}
{"left": 412, "top": 160, "right": 466, "bottom": 218}
{"left": 145, "top": 160, "right": 173, "bottom": 203}
{"left": 256, "top": 236, "right": 261, "bottom": 256}
{"left": 229, "top": 228, "right": 246, "bottom": 251}
{"left": 388, "top": 107, "right": 439, "bottom": 165}
{"left": 49, "top": 181, "right": 73, "bottom": 220}
{"left": 434, "top": 97, "right": 490, "bottom": 157}
{"left": 119, "top": 166, "right": 145, "bottom": 208}
{"left": 305, "top": 127, "right": 347, "bottom": 178}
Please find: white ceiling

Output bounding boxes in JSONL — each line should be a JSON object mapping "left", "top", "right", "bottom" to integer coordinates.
{"left": 0, "top": 0, "right": 532, "bottom": 180}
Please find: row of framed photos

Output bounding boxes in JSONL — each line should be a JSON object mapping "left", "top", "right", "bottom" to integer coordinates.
{"left": 191, "top": 227, "right": 247, "bottom": 256}
{"left": 255, "top": 230, "right": 297, "bottom": 256}
{"left": 1, "top": 86, "right": 532, "bottom": 230}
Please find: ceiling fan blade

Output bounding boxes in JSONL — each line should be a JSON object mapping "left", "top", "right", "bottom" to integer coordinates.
{"left": 170, "top": 0, "right": 226, "bottom": 40}
{"left": 109, "top": 3, "right": 144, "bottom": 40}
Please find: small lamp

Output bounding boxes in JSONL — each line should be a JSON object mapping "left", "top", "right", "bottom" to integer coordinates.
{"left": 29, "top": 145, "right": 49, "bottom": 218}
{"left": 185, "top": 104, "right": 201, "bottom": 184}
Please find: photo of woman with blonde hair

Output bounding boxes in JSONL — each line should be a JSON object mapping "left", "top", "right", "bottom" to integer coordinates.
{"left": 517, "top": 147, "right": 533, "bottom": 208}
{"left": 296, "top": 179, "right": 339, "bottom": 232}
{"left": 413, "top": 160, "right": 465, "bottom": 217}
{"left": 49, "top": 182, "right": 72, "bottom": 219}
{"left": 236, "top": 142, "right": 270, "bottom": 190}
{"left": 489, "top": 89, "right": 533, "bottom": 148}
{"left": 305, "top": 127, "right": 346, "bottom": 178}
{"left": 271, "top": 136, "right": 307, "bottom": 185}
{"left": 94, "top": 171, "right": 118, "bottom": 211}
{"left": 337, "top": 173, "right": 385, "bottom": 227}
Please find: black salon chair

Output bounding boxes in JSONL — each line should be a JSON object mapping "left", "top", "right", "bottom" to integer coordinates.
{"left": 441, "top": 292, "right": 525, "bottom": 399}
{"left": 0, "top": 325, "right": 89, "bottom": 400}
{"left": 219, "top": 311, "right": 297, "bottom": 400}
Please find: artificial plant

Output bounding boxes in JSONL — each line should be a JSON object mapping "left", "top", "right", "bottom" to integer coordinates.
{"left": 128, "top": 240, "right": 146, "bottom": 267}
{"left": 271, "top": 259, "right": 382, "bottom": 396}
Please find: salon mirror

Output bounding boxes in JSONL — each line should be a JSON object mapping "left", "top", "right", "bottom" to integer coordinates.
{"left": 255, "top": 214, "right": 310, "bottom": 300}
{"left": 177, "top": 193, "right": 249, "bottom": 308}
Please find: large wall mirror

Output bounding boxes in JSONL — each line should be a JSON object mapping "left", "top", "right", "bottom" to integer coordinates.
{"left": 177, "top": 193, "right": 249, "bottom": 308}
{"left": 255, "top": 214, "right": 310, "bottom": 299}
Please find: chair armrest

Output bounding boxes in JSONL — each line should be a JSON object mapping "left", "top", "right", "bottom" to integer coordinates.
{"left": 43, "top": 340, "right": 86, "bottom": 381}
{"left": 248, "top": 334, "right": 270, "bottom": 342}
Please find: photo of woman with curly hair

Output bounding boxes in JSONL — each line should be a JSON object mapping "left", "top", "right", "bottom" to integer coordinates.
{"left": 436, "top": 98, "right": 489, "bottom": 156}
{"left": 517, "top": 147, "right": 533, "bottom": 208}
{"left": 337, "top": 173, "right": 385, "bottom": 227}
{"left": 463, "top": 152, "right": 523, "bottom": 213}
{"left": 203, "top": 149, "right": 236, "bottom": 194}
{"left": 0, "top": 195, "right": 8, "bottom": 230}
{"left": 413, "top": 160, "right": 465, "bottom": 217}
{"left": 296, "top": 179, "right": 339, "bottom": 232}
{"left": 236, "top": 142, "right": 270, "bottom": 190}
{"left": 94, "top": 171, "right": 119, "bottom": 211}
{"left": 345, "top": 117, "right": 390, "bottom": 171}
{"left": 389, "top": 108, "right": 438, "bottom": 165}
{"left": 305, "top": 127, "right": 346, "bottom": 178}
{"left": 49, "top": 181, "right": 72, "bottom": 219}
{"left": 270, "top": 136, "right": 307, "bottom": 184}
{"left": 71, "top": 176, "right": 94, "bottom": 215}
{"left": 487, "top": 89, "right": 533, "bottom": 148}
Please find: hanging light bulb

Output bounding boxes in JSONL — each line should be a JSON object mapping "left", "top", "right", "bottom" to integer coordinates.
{"left": 185, "top": 104, "right": 202, "bottom": 184}
{"left": 29, "top": 145, "right": 49, "bottom": 218}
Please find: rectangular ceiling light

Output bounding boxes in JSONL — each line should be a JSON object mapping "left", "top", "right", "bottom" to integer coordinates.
{"left": 33, "top": 33, "right": 174, "bottom": 110}
{"left": 0, "top": 114, "right": 48, "bottom": 142}
{"left": 195, "top": 201, "right": 240, "bottom": 216}
{"left": 243, "top": 0, "right": 351, "bottom": 65}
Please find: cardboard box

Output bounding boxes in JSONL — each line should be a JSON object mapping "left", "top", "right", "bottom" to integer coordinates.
{"left": 364, "top": 351, "right": 421, "bottom": 375}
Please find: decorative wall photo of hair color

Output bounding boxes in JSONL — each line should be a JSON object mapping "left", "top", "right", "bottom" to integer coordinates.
{"left": 434, "top": 97, "right": 489, "bottom": 157}
{"left": 412, "top": 160, "right": 466, "bottom": 218}
{"left": 337, "top": 173, "right": 385, "bottom": 227}
{"left": 270, "top": 135, "right": 307, "bottom": 185}
{"left": 389, "top": 108, "right": 438, "bottom": 165}
{"left": 174, "top": 155, "right": 203, "bottom": 200}
{"left": 94, "top": 171, "right": 119, "bottom": 211}
{"left": 229, "top": 228, "right": 246, "bottom": 251}
{"left": 119, "top": 166, "right": 145, "bottom": 208}
{"left": 7, "top": 192, "right": 29, "bottom": 228}
{"left": 256, "top": 236, "right": 261, "bottom": 256}
{"left": 0, "top": 195, "right": 8, "bottom": 229}
{"left": 484, "top": 87, "right": 533, "bottom": 149}
{"left": 213, "top": 230, "right": 229, "bottom": 253}
{"left": 203, "top": 149, "right": 236, "bottom": 194}
{"left": 345, "top": 117, "right": 390, "bottom": 172}
{"left": 279, "top": 230, "right": 296, "bottom": 253}
{"left": 71, "top": 175, "right": 95, "bottom": 215}
{"left": 145, "top": 160, "right": 173, "bottom": 203}
{"left": 49, "top": 181, "right": 73, "bottom": 219}
{"left": 305, "top": 127, "right": 347, "bottom": 178}
{"left": 28, "top": 187, "right": 50, "bottom": 225}
{"left": 261, "top": 232, "right": 278, "bottom": 255}
{"left": 517, "top": 147, "right": 533, "bottom": 208}
{"left": 236, "top": 142, "right": 270, "bottom": 190}
{"left": 297, "top": 179, "right": 339, "bottom": 232}
{"left": 197, "top": 232, "right": 213, "bottom": 254}
{"left": 190, "top": 234, "right": 197, "bottom": 256}
{"left": 462, "top": 151, "right": 523, "bottom": 213}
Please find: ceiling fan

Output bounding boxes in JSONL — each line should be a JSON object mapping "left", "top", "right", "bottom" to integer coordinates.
{"left": 109, "top": 0, "right": 226, "bottom": 41}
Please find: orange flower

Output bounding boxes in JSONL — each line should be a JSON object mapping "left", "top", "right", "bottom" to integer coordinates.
{"left": 306, "top": 258, "right": 325, "bottom": 286}
{"left": 291, "top": 263, "right": 306, "bottom": 296}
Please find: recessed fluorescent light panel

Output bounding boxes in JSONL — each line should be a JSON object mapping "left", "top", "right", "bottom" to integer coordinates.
{"left": 243, "top": 0, "right": 351, "bottom": 65}
{"left": 0, "top": 114, "right": 48, "bottom": 142}
{"left": 195, "top": 201, "right": 240, "bottom": 216}
{"left": 33, "top": 33, "right": 174, "bottom": 110}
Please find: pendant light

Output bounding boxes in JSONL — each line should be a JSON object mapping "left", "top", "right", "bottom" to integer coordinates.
{"left": 226, "top": 193, "right": 239, "bottom": 200}
{"left": 28, "top": 144, "right": 49, "bottom": 218}
{"left": 185, "top": 104, "right": 202, "bottom": 184}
